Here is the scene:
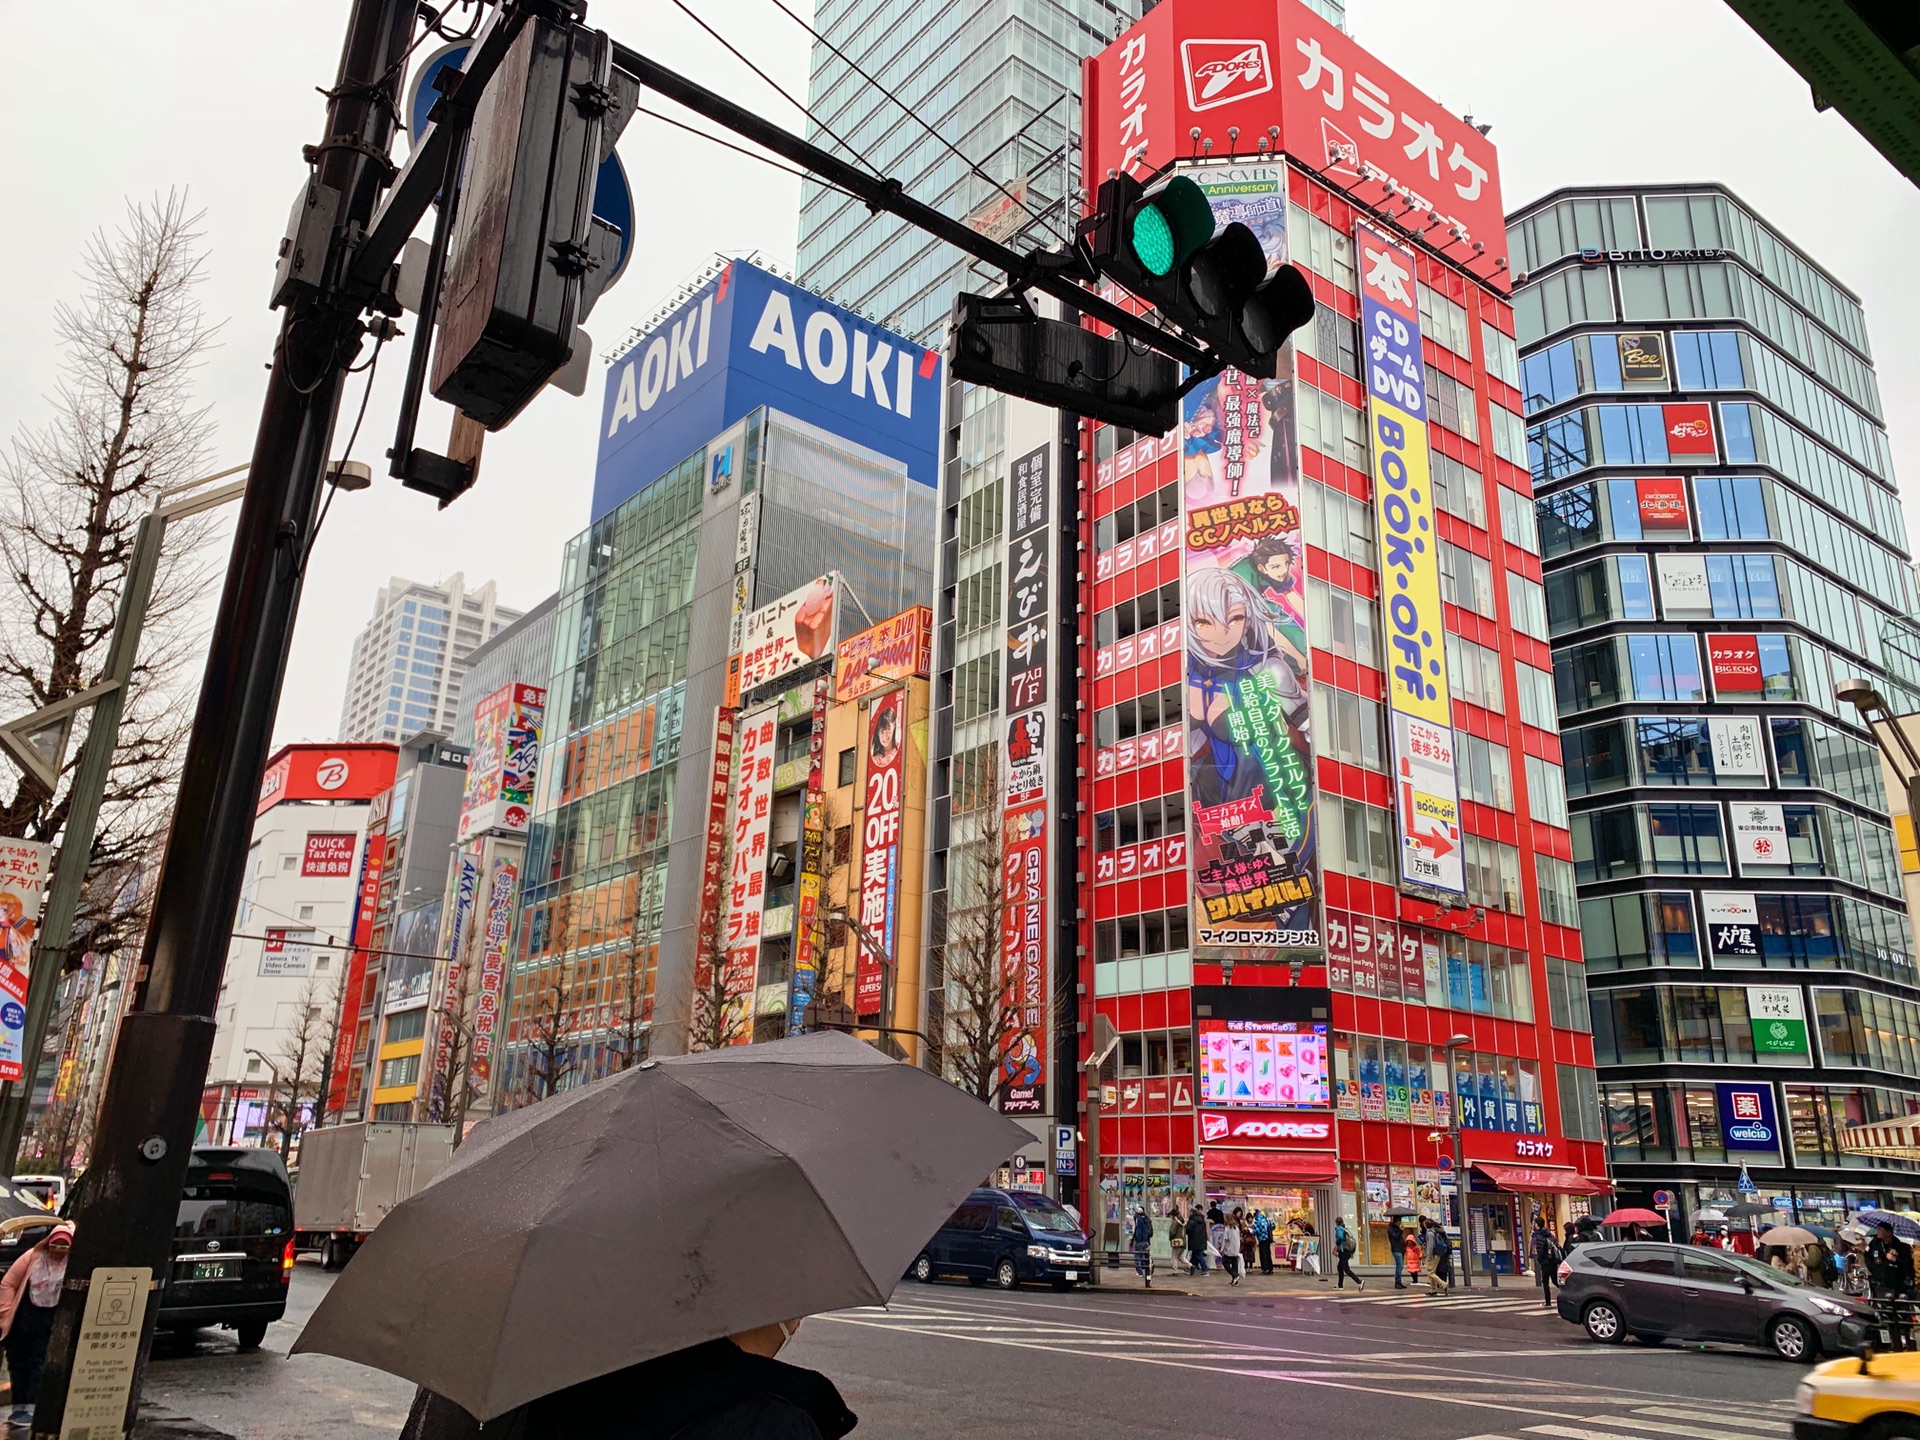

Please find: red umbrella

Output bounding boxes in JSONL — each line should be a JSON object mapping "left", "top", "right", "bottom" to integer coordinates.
{"left": 1602, "top": 1207, "right": 1666, "bottom": 1227}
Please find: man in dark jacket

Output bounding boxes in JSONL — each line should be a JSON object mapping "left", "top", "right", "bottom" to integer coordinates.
{"left": 1866, "top": 1222, "right": 1917, "bottom": 1349}
{"left": 1186, "top": 1208, "right": 1212, "bottom": 1276}
{"left": 398, "top": 1323, "right": 857, "bottom": 1440}
{"left": 1530, "top": 1220, "right": 1563, "bottom": 1308}
{"left": 1386, "top": 1217, "right": 1407, "bottom": 1288}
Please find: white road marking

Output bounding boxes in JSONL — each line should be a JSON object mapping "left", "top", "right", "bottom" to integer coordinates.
{"left": 1630, "top": 1409, "right": 1790, "bottom": 1433}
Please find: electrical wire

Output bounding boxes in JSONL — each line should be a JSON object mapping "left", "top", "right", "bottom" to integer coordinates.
{"left": 760, "top": 0, "right": 1064, "bottom": 245}
{"left": 665, "top": 0, "right": 883, "bottom": 180}
{"left": 634, "top": 105, "right": 866, "bottom": 207}
{"left": 300, "top": 333, "right": 385, "bottom": 578}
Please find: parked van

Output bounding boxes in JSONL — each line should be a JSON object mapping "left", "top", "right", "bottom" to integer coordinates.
{"left": 911, "top": 1188, "right": 1091, "bottom": 1290}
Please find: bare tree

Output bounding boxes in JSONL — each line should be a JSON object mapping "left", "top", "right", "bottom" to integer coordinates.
{"left": 687, "top": 923, "right": 750, "bottom": 1053}
{"left": 0, "top": 192, "right": 221, "bottom": 962}
{"left": 520, "top": 968, "right": 578, "bottom": 1102}
{"left": 426, "top": 957, "right": 477, "bottom": 1128}
{"left": 605, "top": 942, "right": 650, "bottom": 1072}
{"left": 271, "top": 976, "right": 335, "bottom": 1157}
{"left": 936, "top": 779, "right": 1013, "bottom": 1105}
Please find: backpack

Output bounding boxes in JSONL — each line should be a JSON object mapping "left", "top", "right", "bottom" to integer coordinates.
{"left": 1338, "top": 1229, "right": 1355, "bottom": 1257}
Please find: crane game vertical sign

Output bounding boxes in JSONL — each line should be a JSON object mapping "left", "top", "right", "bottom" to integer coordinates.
{"left": 1000, "top": 443, "right": 1050, "bottom": 1114}
{"left": 1356, "top": 224, "right": 1464, "bottom": 896}
{"left": 1180, "top": 169, "right": 1318, "bottom": 955}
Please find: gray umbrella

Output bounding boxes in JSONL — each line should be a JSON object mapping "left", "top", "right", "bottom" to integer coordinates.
{"left": 293, "top": 1032, "right": 1028, "bottom": 1420}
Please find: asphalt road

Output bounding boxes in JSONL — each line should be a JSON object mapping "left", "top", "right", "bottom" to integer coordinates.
{"left": 133, "top": 1265, "right": 1802, "bottom": 1439}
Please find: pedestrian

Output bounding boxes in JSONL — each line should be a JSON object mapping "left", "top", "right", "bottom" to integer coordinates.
{"left": 1387, "top": 1215, "right": 1408, "bottom": 1289}
{"left": 1689, "top": 1221, "right": 1711, "bottom": 1247}
{"left": 1333, "top": 1217, "right": 1363, "bottom": 1290}
{"left": 1168, "top": 1204, "right": 1186, "bottom": 1272}
{"left": 1235, "top": 1209, "right": 1255, "bottom": 1272}
{"left": 1131, "top": 1208, "right": 1154, "bottom": 1287}
{"left": 1840, "top": 1249, "right": 1872, "bottom": 1299}
{"left": 1403, "top": 1226, "right": 1423, "bottom": 1289}
{"left": 1220, "top": 1213, "right": 1244, "bottom": 1286}
{"left": 1805, "top": 1240, "right": 1835, "bottom": 1289}
{"left": 1207, "top": 1200, "right": 1225, "bottom": 1227}
{"left": 1429, "top": 1218, "right": 1455, "bottom": 1294}
{"left": 1530, "top": 1219, "right": 1563, "bottom": 1309}
{"left": 1252, "top": 1210, "right": 1276, "bottom": 1276}
{"left": 1866, "top": 1221, "right": 1916, "bottom": 1350}
{"left": 1185, "top": 1206, "right": 1211, "bottom": 1277}
{"left": 0, "top": 1222, "right": 72, "bottom": 1429}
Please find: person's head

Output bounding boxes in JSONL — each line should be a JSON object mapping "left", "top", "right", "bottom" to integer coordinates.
{"left": 1187, "top": 567, "right": 1278, "bottom": 664}
{"left": 1187, "top": 403, "right": 1217, "bottom": 438}
{"left": 730, "top": 1318, "right": 803, "bottom": 1358}
{"left": 1247, "top": 534, "right": 1298, "bottom": 590}
{"left": 45, "top": 1222, "right": 74, "bottom": 1257}
{"left": 1878, "top": 1221, "right": 1896, "bottom": 1240}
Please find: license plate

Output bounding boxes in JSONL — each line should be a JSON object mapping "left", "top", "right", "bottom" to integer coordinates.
{"left": 1065, "top": 1270, "right": 1078, "bottom": 1281}
{"left": 187, "top": 1260, "right": 236, "bottom": 1281}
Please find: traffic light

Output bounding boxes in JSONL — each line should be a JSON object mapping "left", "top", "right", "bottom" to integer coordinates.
{"left": 1080, "top": 172, "right": 1316, "bottom": 379}
{"left": 950, "top": 292, "right": 1182, "bottom": 434}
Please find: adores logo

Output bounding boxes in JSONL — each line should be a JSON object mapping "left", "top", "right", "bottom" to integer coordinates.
{"left": 1180, "top": 39, "right": 1272, "bottom": 111}
{"left": 1200, "top": 1112, "right": 1332, "bottom": 1144}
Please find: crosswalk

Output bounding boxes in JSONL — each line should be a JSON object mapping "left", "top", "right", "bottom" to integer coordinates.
{"left": 1456, "top": 1399, "right": 1793, "bottom": 1440}
{"left": 1318, "top": 1285, "right": 1564, "bottom": 1317}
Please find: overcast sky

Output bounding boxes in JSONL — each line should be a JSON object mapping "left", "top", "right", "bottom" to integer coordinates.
{"left": 2, "top": 0, "right": 1914, "bottom": 748}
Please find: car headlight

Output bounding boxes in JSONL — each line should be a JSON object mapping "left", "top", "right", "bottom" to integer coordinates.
{"left": 1795, "top": 1382, "right": 1815, "bottom": 1415}
{"left": 1810, "top": 1297, "right": 1848, "bottom": 1316}
{"left": 1027, "top": 1245, "right": 1050, "bottom": 1258}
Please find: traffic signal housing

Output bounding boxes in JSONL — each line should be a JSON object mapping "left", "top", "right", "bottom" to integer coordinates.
{"left": 1080, "top": 172, "right": 1316, "bottom": 379}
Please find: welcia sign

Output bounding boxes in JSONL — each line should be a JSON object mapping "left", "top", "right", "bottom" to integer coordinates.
{"left": 593, "top": 259, "right": 942, "bottom": 520}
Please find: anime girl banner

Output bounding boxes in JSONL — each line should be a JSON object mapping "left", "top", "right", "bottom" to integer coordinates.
{"left": 1180, "top": 165, "right": 1318, "bottom": 955}
{"left": 1355, "top": 224, "right": 1464, "bottom": 896}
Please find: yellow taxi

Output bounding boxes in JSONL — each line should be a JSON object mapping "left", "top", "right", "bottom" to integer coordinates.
{"left": 1796, "top": 1347, "right": 1920, "bottom": 1439}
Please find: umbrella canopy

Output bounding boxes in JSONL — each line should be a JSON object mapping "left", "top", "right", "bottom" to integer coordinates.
{"left": 1858, "top": 1208, "right": 1920, "bottom": 1241}
{"left": 294, "top": 1032, "right": 1028, "bottom": 1420}
{"left": 1384, "top": 1207, "right": 1419, "bottom": 1218}
{"left": 1602, "top": 1207, "right": 1666, "bottom": 1227}
{"left": 1693, "top": 1208, "right": 1727, "bottom": 1223}
{"left": 1726, "top": 1200, "right": 1777, "bottom": 1219}
{"left": 1757, "top": 1225, "right": 1820, "bottom": 1248}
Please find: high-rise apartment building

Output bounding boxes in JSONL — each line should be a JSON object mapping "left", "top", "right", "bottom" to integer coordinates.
{"left": 337, "top": 573, "right": 523, "bottom": 744}
{"left": 1067, "top": 0, "right": 1607, "bottom": 1268}
{"left": 1512, "top": 184, "right": 1920, "bottom": 1221}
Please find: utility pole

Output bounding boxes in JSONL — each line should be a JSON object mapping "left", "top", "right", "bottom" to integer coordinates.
{"left": 0, "top": 468, "right": 247, "bottom": 1169}
{"left": 30, "top": 4, "right": 416, "bottom": 1434}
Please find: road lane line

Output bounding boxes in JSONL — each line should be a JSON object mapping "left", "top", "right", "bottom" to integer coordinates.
{"left": 1630, "top": 1410, "right": 1789, "bottom": 1431}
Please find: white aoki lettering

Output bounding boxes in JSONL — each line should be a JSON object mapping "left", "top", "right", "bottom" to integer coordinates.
{"left": 637, "top": 336, "right": 668, "bottom": 411}
{"left": 895, "top": 350, "right": 913, "bottom": 418}
{"left": 804, "top": 311, "right": 848, "bottom": 384}
{"left": 606, "top": 361, "right": 638, "bottom": 436}
{"left": 852, "top": 331, "right": 892, "bottom": 408}
{"left": 749, "top": 291, "right": 803, "bottom": 368}
{"left": 666, "top": 315, "right": 695, "bottom": 391}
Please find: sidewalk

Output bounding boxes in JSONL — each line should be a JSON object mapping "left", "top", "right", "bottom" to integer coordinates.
{"left": 1094, "top": 1262, "right": 1541, "bottom": 1300}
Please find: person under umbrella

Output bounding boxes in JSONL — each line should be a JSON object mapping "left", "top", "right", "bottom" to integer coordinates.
{"left": 296, "top": 1033, "right": 1029, "bottom": 1437}
{"left": 1866, "top": 1220, "right": 1917, "bottom": 1350}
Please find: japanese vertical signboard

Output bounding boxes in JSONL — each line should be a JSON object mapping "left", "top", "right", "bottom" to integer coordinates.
{"left": 692, "top": 708, "right": 739, "bottom": 1044}
{"left": 1181, "top": 169, "right": 1319, "bottom": 952}
{"left": 789, "top": 679, "right": 831, "bottom": 1030}
{"left": 1749, "top": 985, "right": 1809, "bottom": 1055}
{"left": 1357, "top": 222, "right": 1464, "bottom": 896}
{"left": 428, "top": 849, "right": 480, "bottom": 1119}
{"left": 1000, "top": 443, "right": 1051, "bottom": 1113}
{"left": 856, "top": 688, "right": 905, "bottom": 1021}
{"left": 0, "top": 839, "right": 50, "bottom": 1081}
{"left": 467, "top": 850, "right": 518, "bottom": 1095}
{"left": 459, "top": 683, "right": 547, "bottom": 840}
{"left": 722, "top": 706, "right": 780, "bottom": 1036}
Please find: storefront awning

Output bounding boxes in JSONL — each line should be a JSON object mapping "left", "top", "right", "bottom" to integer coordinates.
{"left": 1474, "top": 1163, "right": 1607, "bottom": 1195}
{"left": 1206, "top": 1150, "right": 1338, "bottom": 1183}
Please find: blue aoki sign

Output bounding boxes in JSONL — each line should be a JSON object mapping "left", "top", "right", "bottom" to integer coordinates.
{"left": 593, "top": 260, "right": 943, "bottom": 520}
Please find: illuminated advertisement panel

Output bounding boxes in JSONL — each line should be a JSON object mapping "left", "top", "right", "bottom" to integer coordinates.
{"left": 1197, "top": 1019, "right": 1330, "bottom": 1109}
{"left": 1181, "top": 166, "right": 1318, "bottom": 953}
{"left": 1357, "top": 222, "right": 1464, "bottom": 896}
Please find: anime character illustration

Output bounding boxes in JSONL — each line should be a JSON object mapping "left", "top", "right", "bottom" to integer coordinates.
{"left": 1185, "top": 567, "right": 1309, "bottom": 811}
{"left": 1001, "top": 1028, "right": 1042, "bottom": 1088}
{"left": 0, "top": 894, "right": 33, "bottom": 970}
{"left": 1183, "top": 395, "right": 1222, "bottom": 489}
{"left": 1232, "top": 533, "right": 1308, "bottom": 641}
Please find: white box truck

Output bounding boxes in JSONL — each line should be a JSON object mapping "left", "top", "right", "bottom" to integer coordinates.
{"left": 293, "top": 1122, "right": 457, "bottom": 1268}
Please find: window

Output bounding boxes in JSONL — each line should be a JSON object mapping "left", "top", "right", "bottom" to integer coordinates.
{"left": 1095, "top": 684, "right": 1183, "bottom": 749}
{"left": 1458, "top": 734, "right": 1513, "bottom": 810}
{"left": 1440, "top": 542, "right": 1495, "bottom": 617}
{"left": 1545, "top": 956, "right": 1590, "bottom": 1030}
{"left": 952, "top": 652, "right": 999, "bottom": 724}
{"left": 297, "top": 905, "right": 315, "bottom": 921}
{"left": 1298, "top": 387, "right": 1369, "bottom": 472}
{"left": 1418, "top": 282, "right": 1473, "bottom": 357}
{"left": 1463, "top": 834, "right": 1523, "bottom": 913}
{"left": 1526, "top": 754, "right": 1568, "bottom": 828}
{"left": 384, "top": 1009, "right": 427, "bottom": 1043}
{"left": 1425, "top": 365, "right": 1479, "bottom": 441}
{"left": 1446, "top": 634, "right": 1505, "bottom": 712}
{"left": 378, "top": 1054, "right": 420, "bottom": 1089}
{"left": 1513, "top": 265, "right": 1617, "bottom": 347}
{"left": 1511, "top": 194, "right": 1641, "bottom": 271}
{"left": 1580, "top": 892, "right": 1701, "bottom": 971}
{"left": 1307, "top": 580, "right": 1382, "bottom": 669}
{"left": 1482, "top": 320, "right": 1519, "bottom": 389}
{"left": 1536, "top": 856, "right": 1580, "bottom": 929}
{"left": 1304, "top": 481, "right": 1375, "bottom": 567}
{"left": 1558, "top": 1062, "right": 1604, "bottom": 1142}
{"left": 954, "top": 565, "right": 1001, "bottom": 637}
{"left": 281, "top": 855, "right": 298, "bottom": 872}
{"left": 1573, "top": 803, "right": 1728, "bottom": 880}
{"left": 1094, "top": 582, "right": 1181, "bottom": 648}
{"left": 1311, "top": 686, "right": 1386, "bottom": 772}
{"left": 1498, "top": 485, "right": 1539, "bottom": 554}
{"left": 1546, "top": 556, "right": 1652, "bottom": 634}
{"left": 1431, "top": 453, "right": 1488, "bottom": 528}
{"left": 1320, "top": 795, "right": 1394, "bottom": 884}
{"left": 1504, "top": 570, "right": 1548, "bottom": 640}
{"left": 1515, "top": 663, "right": 1555, "bottom": 730}
{"left": 836, "top": 748, "right": 856, "bottom": 788}
{"left": 246, "top": 1056, "right": 261, "bottom": 1075}
{"left": 957, "top": 477, "right": 1004, "bottom": 553}
{"left": 1490, "top": 405, "right": 1528, "bottom": 467}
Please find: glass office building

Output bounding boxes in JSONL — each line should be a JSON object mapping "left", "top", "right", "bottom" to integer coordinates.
{"left": 1512, "top": 183, "right": 1920, "bottom": 1222}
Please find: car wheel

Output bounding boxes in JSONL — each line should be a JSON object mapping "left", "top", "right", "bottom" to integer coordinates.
{"left": 1859, "top": 1418, "right": 1920, "bottom": 1440}
{"left": 913, "top": 1254, "right": 934, "bottom": 1284}
{"left": 235, "top": 1320, "right": 268, "bottom": 1351}
{"left": 996, "top": 1258, "right": 1019, "bottom": 1290}
{"left": 1768, "top": 1316, "right": 1816, "bottom": 1361}
{"left": 1582, "top": 1300, "right": 1624, "bottom": 1344}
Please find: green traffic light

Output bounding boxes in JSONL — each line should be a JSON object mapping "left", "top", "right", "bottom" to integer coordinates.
{"left": 1131, "top": 206, "right": 1177, "bottom": 277}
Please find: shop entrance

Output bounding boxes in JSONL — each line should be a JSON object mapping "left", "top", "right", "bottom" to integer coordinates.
{"left": 1204, "top": 1181, "right": 1331, "bottom": 1272}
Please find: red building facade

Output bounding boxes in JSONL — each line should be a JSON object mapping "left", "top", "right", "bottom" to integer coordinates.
{"left": 1076, "top": 0, "right": 1606, "bottom": 1270}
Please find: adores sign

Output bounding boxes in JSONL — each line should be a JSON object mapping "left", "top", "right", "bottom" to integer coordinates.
{"left": 1199, "top": 1111, "right": 1335, "bottom": 1147}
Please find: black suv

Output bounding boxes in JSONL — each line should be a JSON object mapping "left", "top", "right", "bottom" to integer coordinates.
{"left": 1557, "top": 1240, "right": 1871, "bottom": 1360}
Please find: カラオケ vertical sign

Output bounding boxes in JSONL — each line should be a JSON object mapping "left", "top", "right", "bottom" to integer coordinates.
{"left": 1356, "top": 224, "right": 1465, "bottom": 896}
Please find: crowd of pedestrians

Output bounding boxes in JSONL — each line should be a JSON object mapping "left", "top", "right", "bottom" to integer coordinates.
{"left": 1127, "top": 1201, "right": 1307, "bottom": 1285}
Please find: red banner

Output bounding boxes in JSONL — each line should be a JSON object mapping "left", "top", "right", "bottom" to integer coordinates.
{"left": 856, "top": 690, "right": 906, "bottom": 1020}
{"left": 301, "top": 832, "right": 358, "bottom": 878}
{"left": 692, "top": 710, "right": 738, "bottom": 1001}
{"left": 1663, "top": 402, "right": 1718, "bottom": 458}
{"left": 1635, "top": 477, "right": 1689, "bottom": 532}
{"left": 1707, "top": 634, "right": 1763, "bottom": 694}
